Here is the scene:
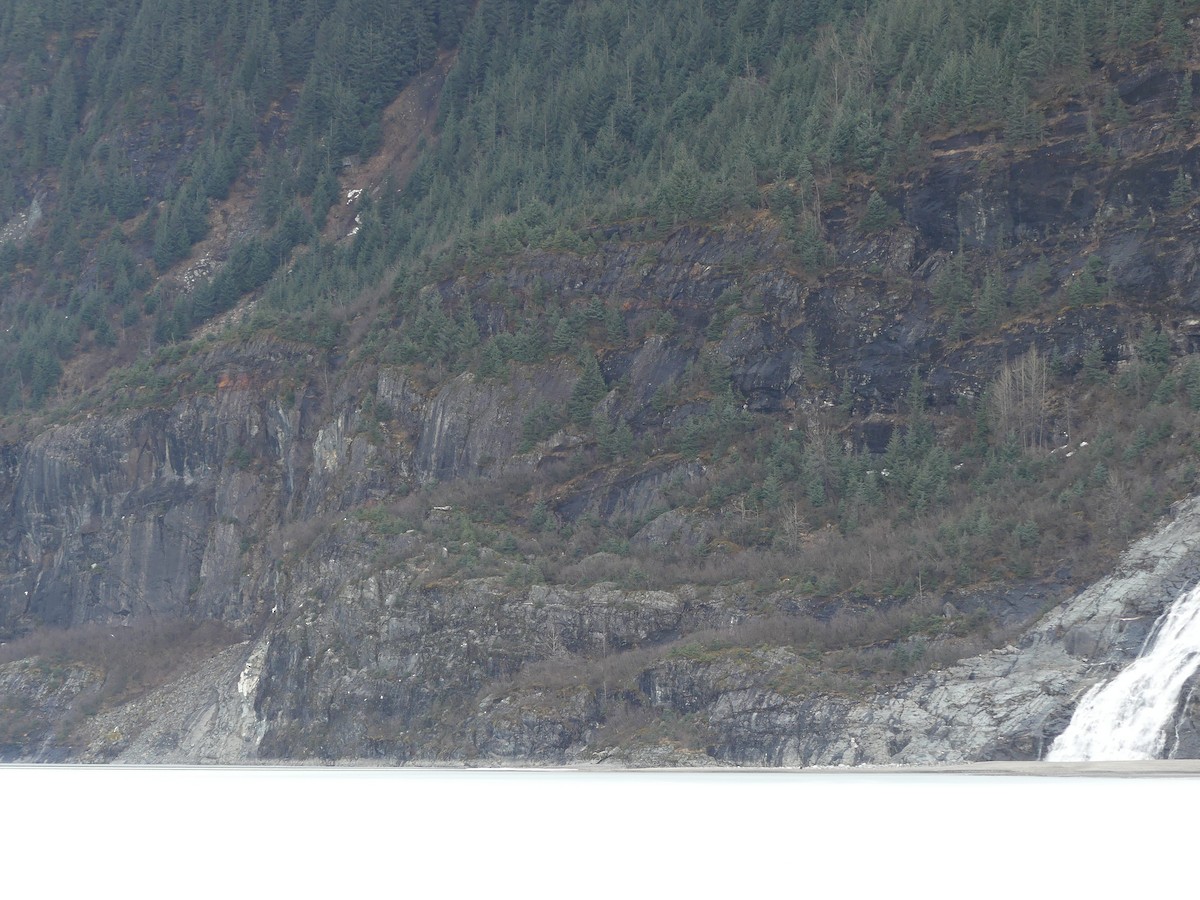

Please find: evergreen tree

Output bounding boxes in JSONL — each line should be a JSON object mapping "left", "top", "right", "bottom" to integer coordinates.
{"left": 861, "top": 190, "right": 900, "bottom": 232}
{"left": 1170, "top": 169, "right": 1194, "bottom": 208}
{"left": 1176, "top": 73, "right": 1194, "bottom": 129}
{"left": 568, "top": 352, "right": 608, "bottom": 426}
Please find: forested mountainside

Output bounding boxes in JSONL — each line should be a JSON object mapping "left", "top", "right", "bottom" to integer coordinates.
{"left": 5, "top": 0, "right": 1200, "bottom": 764}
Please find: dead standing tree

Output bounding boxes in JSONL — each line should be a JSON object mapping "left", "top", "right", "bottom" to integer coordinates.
{"left": 988, "top": 346, "right": 1050, "bottom": 452}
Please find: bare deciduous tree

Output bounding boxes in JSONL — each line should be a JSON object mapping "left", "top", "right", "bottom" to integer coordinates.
{"left": 988, "top": 346, "right": 1049, "bottom": 451}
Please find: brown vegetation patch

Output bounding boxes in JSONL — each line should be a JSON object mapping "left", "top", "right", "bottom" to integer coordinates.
{"left": 323, "top": 51, "right": 455, "bottom": 245}
{"left": 0, "top": 618, "right": 242, "bottom": 715}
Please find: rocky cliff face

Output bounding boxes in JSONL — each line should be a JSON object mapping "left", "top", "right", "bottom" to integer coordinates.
{"left": 5, "top": 55, "right": 1200, "bottom": 765}
{"left": 675, "top": 494, "right": 1200, "bottom": 767}
{"left": 11, "top": 492, "right": 1200, "bottom": 766}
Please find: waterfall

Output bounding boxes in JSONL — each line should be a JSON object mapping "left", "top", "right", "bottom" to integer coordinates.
{"left": 1047, "top": 581, "right": 1200, "bottom": 761}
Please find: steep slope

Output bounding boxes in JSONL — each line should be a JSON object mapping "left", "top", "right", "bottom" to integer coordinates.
{"left": 6, "top": 0, "right": 1200, "bottom": 764}
{"left": 36, "top": 490, "right": 1200, "bottom": 765}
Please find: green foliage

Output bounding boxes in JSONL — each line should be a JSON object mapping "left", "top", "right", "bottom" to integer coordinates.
{"left": 1066, "top": 260, "right": 1107, "bottom": 306}
{"left": 520, "top": 400, "right": 565, "bottom": 451}
{"left": 0, "top": 0, "right": 475, "bottom": 408}
{"left": 974, "top": 275, "right": 1005, "bottom": 328}
{"left": 1013, "top": 520, "right": 1040, "bottom": 548}
{"left": 596, "top": 418, "right": 635, "bottom": 461}
{"left": 1004, "top": 82, "right": 1045, "bottom": 144}
{"left": 1183, "top": 358, "right": 1200, "bottom": 410}
{"left": 792, "top": 216, "right": 829, "bottom": 271}
{"left": 1169, "top": 169, "right": 1194, "bottom": 208}
{"left": 355, "top": 505, "right": 415, "bottom": 537}
{"left": 568, "top": 352, "right": 608, "bottom": 427}
{"left": 1081, "top": 340, "right": 1109, "bottom": 384}
{"left": 311, "top": 164, "right": 340, "bottom": 229}
{"left": 860, "top": 191, "right": 900, "bottom": 233}
{"left": 404, "top": 0, "right": 1163, "bottom": 281}
{"left": 1176, "top": 72, "right": 1194, "bottom": 129}
{"left": 0, "top": 0, "right": 1184, "bottom": 411}
{"left": 933, "top": 256, "right": 971, "bottom": 310}
{"left": 528, "top": 501, "right": 552, "bottom": 532}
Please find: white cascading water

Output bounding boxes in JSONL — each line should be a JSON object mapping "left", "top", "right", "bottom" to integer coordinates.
{"left": 1047, "top": 581, "right": 1200, "bottom": 761}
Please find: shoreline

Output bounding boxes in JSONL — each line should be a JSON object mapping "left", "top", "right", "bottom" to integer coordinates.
{"left": 5, "top": 758, "right": 1200, "bottom": 776}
